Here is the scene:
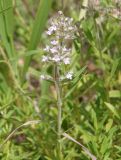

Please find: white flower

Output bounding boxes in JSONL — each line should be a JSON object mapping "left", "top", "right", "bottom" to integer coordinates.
{"left": 44, "top": 45, "right": 50, "bottom": 52}
{"left": 51, "top": 40, "right": 58, "bottom": 45}
{"left": 63, "top": 57, "right": 70, "bottom": 64}
{"left": 58, "top": 11, "right": 63, "bottom": 15}
{"left": 40, "top": 74, "right": 53, "bottom": 81}
{"left": 66, "top": 72, "right": 73, "bottom": 80}
{"left": 63, "top": 46, "right": 71, "bottom": 52}
{"left": 51, "top": 25, "right": 57, "bottom": 31}
{"left": 65, "top": 17, "right": 69, "bottom": 21}
{"left": 42, "top": 55, "right": 48, "bottom": 62}
{"left": 40, "top": 75, "right": 45, "bottom": 80}
{"left": 68, "top": 26, "right": 74, "bottom": 30}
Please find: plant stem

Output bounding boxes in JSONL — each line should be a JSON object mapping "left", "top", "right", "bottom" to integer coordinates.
{"left": 54, "top": 65, "right": 62, "bottom": 159}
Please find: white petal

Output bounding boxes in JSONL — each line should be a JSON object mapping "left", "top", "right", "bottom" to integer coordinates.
{"left": 66, "top": 72, "right": 73, "bottom": 79}
{"left": 42, "top": 56, "right": 48, "bottom": 62}
{"left": 52, "top": 55, "right": 61, "bottom": 62}
{"left": 46, "top": 30, "right": 52, "bottom": 35}
{"left": 44, "top": 45, "right": 50, "bottom": 52}
{"left": 58, "top": 11, "right": 63, "bottom": 15}
{"left": 40, "top": 75, "right": 45, "bottom": 80}
{"left": 63, "top": 58, "right": 70, "bottom": 64}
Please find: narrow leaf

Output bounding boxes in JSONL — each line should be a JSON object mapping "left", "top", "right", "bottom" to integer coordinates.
{"left": 104, "top": 102, "right": 120, "bottom": 119}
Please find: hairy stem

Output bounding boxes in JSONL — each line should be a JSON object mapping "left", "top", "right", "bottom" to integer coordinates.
{"left": 54, "top": 65, "right": 62, "bottom": 159}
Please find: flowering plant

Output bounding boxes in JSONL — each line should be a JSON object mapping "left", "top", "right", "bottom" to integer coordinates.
{"left": 40, "top": 11, "right": 96, "bottom": 160}
{"left": 41, "top": 11, "right": 77, "bottom": 159}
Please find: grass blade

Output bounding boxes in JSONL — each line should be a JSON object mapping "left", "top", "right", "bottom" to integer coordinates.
{"left": 0, "top": 0, "right": 17, "bottom": 76}
{"left": 0, "top": 0, "right": 15, "bottom": 57}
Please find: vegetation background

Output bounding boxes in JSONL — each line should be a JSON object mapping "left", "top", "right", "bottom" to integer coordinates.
{"left": 0, "top": 0, "right": 121, "bottom": 159}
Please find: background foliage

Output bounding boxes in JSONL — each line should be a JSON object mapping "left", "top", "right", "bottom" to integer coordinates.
{"left": 0, "top": 0, "right": 121, "bottom": 159}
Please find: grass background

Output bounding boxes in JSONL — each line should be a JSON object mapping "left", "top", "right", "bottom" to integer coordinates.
{"left": 0, "top": 0, "right": 121, "bottom": 159}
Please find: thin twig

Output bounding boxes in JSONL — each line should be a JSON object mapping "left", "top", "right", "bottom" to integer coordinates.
{"left": 63, "top": 133, "right": 97, "bottom": 160}
{"left": 0, "top": 120, "right": 41, "bottom": 150}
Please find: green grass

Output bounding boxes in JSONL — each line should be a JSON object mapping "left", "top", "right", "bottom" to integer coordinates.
{"left": 0, "top": 0, "right": 121, "bottom": 159}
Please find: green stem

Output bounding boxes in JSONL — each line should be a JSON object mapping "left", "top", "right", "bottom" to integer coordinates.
{"left": 54, "top": 65, "right": 62, "bottom": 159}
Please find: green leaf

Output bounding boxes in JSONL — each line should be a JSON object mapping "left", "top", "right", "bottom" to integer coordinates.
{"left": 91, "top": 109, "right": 98, "bottom": 131}
{"left": 109, "top": 90, "right": 121, "bottom": 98}
{"left": 72, "top": 66, "right": 87, "bottom": 86}
{"left": 2, "top": 0, "right": 14, "bottom": 36}
{"left": 108, "top": 58, "right": 120, "bottom": 84}
{"left": 105, "top": 119, "right": 113, "bottom": 132}
{"left": 104, "top": 102, "right": 120, "bottom": 119}
{"left": 100, "top": 136, "right": 110, "bottom": 155}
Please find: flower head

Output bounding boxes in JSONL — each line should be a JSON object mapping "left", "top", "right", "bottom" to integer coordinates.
{"left": 42, "top": 11, "right": 76, "bottom": 64}
{"left": 47, "top": 11, "right": 76, "bottom": 40}
{"left": 42, "top": 11, "right": 76, "bottom": 80}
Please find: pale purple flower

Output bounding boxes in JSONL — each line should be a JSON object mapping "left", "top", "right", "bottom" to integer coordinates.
{"left": 50, "top": 47, "right": 58, "bottom": 54}
{"left": 52, "top": 55, "right": 61, "bottom": 62}
{"left": 46, "top": 30, "right": 52, "bottom": 35}
{"left": 51, "top": 40, "right": 58, "bottom": 45}
{"left": 46, "top": 25, "right": 57, "bottom": 35}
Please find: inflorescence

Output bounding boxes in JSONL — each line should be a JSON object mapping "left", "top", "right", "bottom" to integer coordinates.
{"left": 41, "top": 11, "right": 77, "bottom": 81}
